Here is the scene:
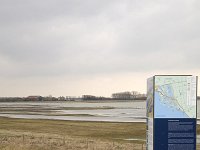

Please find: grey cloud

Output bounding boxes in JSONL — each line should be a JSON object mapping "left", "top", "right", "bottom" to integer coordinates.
{"left": 0, "top": 0, "right": 200, "bottom": 78}
{"left": 0, "top": 0, "right": 115, "bottom": 25}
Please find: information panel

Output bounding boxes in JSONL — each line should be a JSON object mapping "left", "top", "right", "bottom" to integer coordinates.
{"left": 146, "top": 75, "right": 197, "bottom": 150}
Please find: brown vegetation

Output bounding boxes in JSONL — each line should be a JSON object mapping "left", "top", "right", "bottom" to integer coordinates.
{"left": 0, "top": 117, "right": 146, "bottom": 150}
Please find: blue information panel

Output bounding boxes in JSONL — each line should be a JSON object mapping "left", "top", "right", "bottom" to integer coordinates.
{"left": 147, "top": 75, "right": 197, "bottom": 150}
{"left": 154, "top": 118, "right": 196, "bottom": 150}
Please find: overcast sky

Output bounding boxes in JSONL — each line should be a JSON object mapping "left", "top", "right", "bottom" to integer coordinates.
{"left": 0, "top": 0, "right": 200, "bottom": 97}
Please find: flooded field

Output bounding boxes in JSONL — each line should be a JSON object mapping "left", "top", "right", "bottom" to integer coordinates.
{"left": 0, "top": 100, "right": 199, "bottom": 122}
{"left": 0, "top": 101, "right": 146, "bottom": 122}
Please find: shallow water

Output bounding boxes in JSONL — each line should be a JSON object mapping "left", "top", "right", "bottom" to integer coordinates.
{"left": 0, "top": 101, "right": 199, "bottom": 123}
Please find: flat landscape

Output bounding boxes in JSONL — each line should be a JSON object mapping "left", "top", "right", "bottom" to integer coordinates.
{"left": 0, "top": 117, "right": 146, "bottom": 150}
{"left": 0, "top": 101, "right": 199, "bottom": 150}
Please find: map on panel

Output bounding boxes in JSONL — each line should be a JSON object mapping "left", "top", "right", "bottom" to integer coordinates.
{"left": 154, "top": 76, "right": 196, "bottom": 118}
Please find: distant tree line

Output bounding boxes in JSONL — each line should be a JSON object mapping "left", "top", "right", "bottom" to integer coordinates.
{"left": 0, "top": 97, "right": 24, "bottom": 102}
{"left": 8, "top": 91, "right": 200, "bottom": 102}
{"left": 112, "top": 91, "right": 146, "bottom": 100}
{"left": 82, "top": 95, "right": 111, "bottom": 100}
{"left": 0, "top": 96, "right": 58, "bottom": 102}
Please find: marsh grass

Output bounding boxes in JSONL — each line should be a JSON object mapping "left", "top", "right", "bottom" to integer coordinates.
{"left": 0, "top": 134, "right": 145, "bottom": 150}
{"left": 0, "top": 117, "right": 146, "bottom": 150}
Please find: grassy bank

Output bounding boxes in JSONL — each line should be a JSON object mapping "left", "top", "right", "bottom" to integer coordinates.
{"left": 0, "top": 117, "right": 146, "bottom": 150}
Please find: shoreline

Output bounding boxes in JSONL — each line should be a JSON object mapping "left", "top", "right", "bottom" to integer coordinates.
{"left": 0, "top": 99, "right": 146, "bottom": 103}
{"left": 0, "top": 114, "right": 146, "bottom": 123}
{"left": 0, "top": 98, "right": 199, "bottom": 103}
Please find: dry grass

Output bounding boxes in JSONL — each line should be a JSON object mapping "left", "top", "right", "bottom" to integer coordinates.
{"left": 0, "top": 133, "right": 145, "bottom": 150}
{"left": 0, "top": 117, "right": 146, "bottom": 150}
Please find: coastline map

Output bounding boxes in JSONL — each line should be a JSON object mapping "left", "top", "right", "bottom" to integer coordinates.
{"left": 154, "top": 76, "right": 196, "bottom": 118}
